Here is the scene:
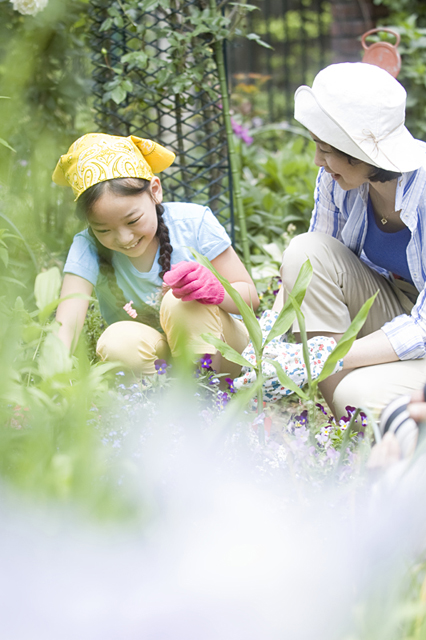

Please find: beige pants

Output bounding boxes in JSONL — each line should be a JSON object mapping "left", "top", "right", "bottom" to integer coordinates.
{"left": 96, "top": 289, "right": 249, "bottom": 376}
{"left": 275, "top": 232, "right": 426, "bottom": 417}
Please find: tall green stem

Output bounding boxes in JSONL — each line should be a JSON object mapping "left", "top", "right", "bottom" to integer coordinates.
{"left": 209, "top": 0, "right": 251, "bottom": 272}
{"left": 256, "top": 368, "right": 265, "bottom": 445}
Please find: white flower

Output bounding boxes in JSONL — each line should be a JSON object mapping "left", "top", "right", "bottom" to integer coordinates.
{"left": 10, "top": 0, "right": 48, "bottom": 16}
{"left": 145, "top": 291, "right": 162, "bottom": 309}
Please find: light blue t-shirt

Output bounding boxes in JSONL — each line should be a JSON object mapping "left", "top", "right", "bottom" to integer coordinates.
{"left": 63, "top": 202, "right": 231, "bottom": 328}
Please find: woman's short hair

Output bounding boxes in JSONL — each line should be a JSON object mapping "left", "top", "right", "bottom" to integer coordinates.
{"left": 338, "top": 149, "right": 401, "bottom": 184}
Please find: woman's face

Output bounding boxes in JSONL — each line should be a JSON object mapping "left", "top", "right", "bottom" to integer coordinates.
{"left": 311, "top": 135, "right": 371, "bottom": 191}
{"left": 87, "top": 177, "right": 163, "bottom": 259}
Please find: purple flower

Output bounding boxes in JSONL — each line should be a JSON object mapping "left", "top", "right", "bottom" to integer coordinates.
{"left": 231, "top": 117, "right": 253, "bottom": 145}
{"left": 200, "top": 354, "right": 213, "bottom": 369}
{"left": 315, "top": 427, "right": 330, "bottom": 445}
{"left": 240, "top": 130, "right": 254, "bottom": 145}
{"left": 293, "top": 410, "right": 308, "bottom": 427}
{"left": 316, "top": 402, "right": 328, "bottom": 416}
{"left": 343, "top": 405, "right": 368, "bottom": 427}
{"left": 154, "top": 359, "right": 168, "bottom": 375}
{"left": 225, "top": 377, "right": 236, "bottom": 393}
{"left": 326, "top": 447, "right": 339, "bottom": 462}
{"left": 216, "top": 391, "right": 229, "bottom": 409}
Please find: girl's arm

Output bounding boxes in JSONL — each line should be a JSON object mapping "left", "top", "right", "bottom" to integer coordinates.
{"left": 56, "top": 274, "right": 93, "bottom": 352}
{"left": 211, "top": 246, "right": 259, "bottom": 314}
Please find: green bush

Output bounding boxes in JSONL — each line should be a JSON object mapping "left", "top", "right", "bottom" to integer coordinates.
{"left": 375, "top": 0, "right": 426, "bottom": 138}
{"left": 234, "top": 129, "right": 317, "bottom": 276}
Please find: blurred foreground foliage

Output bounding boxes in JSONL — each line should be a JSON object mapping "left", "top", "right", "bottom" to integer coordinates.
{"left": 0, "top": 0, "right": 93, "bottom": 263}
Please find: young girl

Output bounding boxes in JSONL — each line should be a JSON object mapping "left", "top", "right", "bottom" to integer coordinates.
{"left": 53, "top": 133, "right": 258, "bottom": 376}
{"left": 235, "top": 62, "right": 426, "bottom": 419}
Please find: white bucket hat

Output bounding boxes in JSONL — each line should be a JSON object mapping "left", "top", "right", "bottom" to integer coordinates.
{"left": 294, "top": 62, "right": 425, "bottom": 172}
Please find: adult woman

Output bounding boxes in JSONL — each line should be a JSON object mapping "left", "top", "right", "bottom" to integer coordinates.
{"left": 237, "top": 62, "right": 426, "bottom": 418}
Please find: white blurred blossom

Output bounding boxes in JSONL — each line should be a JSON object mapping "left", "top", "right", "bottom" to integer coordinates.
{"left": 10, "top": 0, "right": 48, "bottom": 16}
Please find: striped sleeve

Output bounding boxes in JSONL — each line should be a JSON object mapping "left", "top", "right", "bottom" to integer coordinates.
{"left": 309, "top": 168, "right": 345, "bottom": 239}
{"left": 381, "top": 286, "right": 426, "bottom": 360}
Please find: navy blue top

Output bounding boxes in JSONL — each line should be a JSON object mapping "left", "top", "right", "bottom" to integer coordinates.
{"left": 363, "top": 197, "right": 413, "bottom": 284}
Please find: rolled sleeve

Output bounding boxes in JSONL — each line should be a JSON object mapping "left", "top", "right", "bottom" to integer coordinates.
{"left": 196, "top": 207, "right": 231, "bottom": 260}
{"left": 381, "top": 287, "right": 426, "bottom": 360}
{"left": 381, "top": 316, "right": 425, "bottom": 360}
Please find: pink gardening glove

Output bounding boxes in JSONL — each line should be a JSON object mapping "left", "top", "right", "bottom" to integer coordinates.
{"left": 163, "top": 261, "right": 225, "bottom": 305}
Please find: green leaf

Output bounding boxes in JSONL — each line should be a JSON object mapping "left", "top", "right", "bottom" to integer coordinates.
{"left": 0, "top": 247, "right": 8, "bottom": 268}
{"left": 0, "top": 276, "right": 26, "bottom": 288}
{"left": 38, "top": 334, "right": 73, "bottom": 378}
{"left": 111, "top": 85, "right": 127, "bottom": 104}
{"left": 286, "top": 292, "right": 313, "bottom": 388}
{"left": 0, "top": 137, "right": 15, "bottom": 152}
{"left": 191, "top": 249, "right": 263, "bottom": 356}
{"left": 245, "top": 33, "right": 274, "bottom": 49}
{"left": 315, "top": 292, "right": 378, "bottom": 386}
{"left": 264, "top": 259, "right": 313, "bottom": 346}
{"left": 34, "top": 267, "right": 62, "bottom": 312}
{"left": 100, "top": 17, "right": 113, "bottom": 31}
{"left": 38, "top": 292, "right": 92, "bottom": 325}
{"left": 121, "top": 51, "right": 148, "bottom": 68}
{"left": 222, "top": 374, "right": 263, "bottom": 417}
{"left": 22, "top": 322, "right": 44, "bottom": 344}
{"left": 264, "top": 359, "right": 309, "bottom": 400}
{"left": 201, "top": 333, "right": 253, "bottom": 369}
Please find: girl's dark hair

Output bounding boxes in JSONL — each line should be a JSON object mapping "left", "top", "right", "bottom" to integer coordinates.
{"left": 337, "top": 148, "right": 401, "bottom": 184}
{"left": 77, "top": 177, "right": 173, "bottom": 318}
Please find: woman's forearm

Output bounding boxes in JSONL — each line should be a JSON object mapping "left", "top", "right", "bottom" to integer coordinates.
{"left": 342, "top": 329, "right": 398, "bottom": 370}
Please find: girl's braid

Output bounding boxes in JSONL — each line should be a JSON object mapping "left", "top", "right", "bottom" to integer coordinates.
{"left": 155, "top": 203, "right": 173, "bottom": 278}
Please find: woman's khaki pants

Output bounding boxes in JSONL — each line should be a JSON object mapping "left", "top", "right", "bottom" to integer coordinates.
{"left": 274, "top": 232, "right": 426, "bottom": 418}
{"left": 96, "top": 289, "right": 249, "bottom": 377}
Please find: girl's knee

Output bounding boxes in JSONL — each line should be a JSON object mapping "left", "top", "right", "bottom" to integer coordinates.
{"left": 96, "top": 321, "right": 169, "bottom": 374}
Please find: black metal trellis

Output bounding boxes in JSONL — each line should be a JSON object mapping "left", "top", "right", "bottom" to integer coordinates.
{"left": 88, "top": 0, "right": 235, "bottom": 242}
{"left": 227, "top": 0, "right": 331, "bottom": 124}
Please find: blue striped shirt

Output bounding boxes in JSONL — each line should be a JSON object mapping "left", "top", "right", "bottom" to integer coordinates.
{"left": 309, "top": 155, "right": 426, "bottom": 361}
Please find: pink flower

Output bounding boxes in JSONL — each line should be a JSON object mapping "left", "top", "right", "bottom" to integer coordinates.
{"left": 231, "top": 117, "right": 253, "bottom": 145}
{"left": 123, "top": 301, "right": 138, "bottom": 319}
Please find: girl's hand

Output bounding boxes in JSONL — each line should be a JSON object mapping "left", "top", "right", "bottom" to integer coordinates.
{"left": 163, "top": 261, "right": 225, "bottom": 305}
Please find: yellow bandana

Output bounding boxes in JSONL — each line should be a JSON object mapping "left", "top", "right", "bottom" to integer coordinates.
{"left": 52, "top": 133, "right": 176, "bottom": 200}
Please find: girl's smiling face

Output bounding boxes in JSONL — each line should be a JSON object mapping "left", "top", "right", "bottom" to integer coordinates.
{"left": 87, "top": 177, "right": 163, "bottom": 261}
{"left": 311, "top": 135, "right": 372, "bottom": 190}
